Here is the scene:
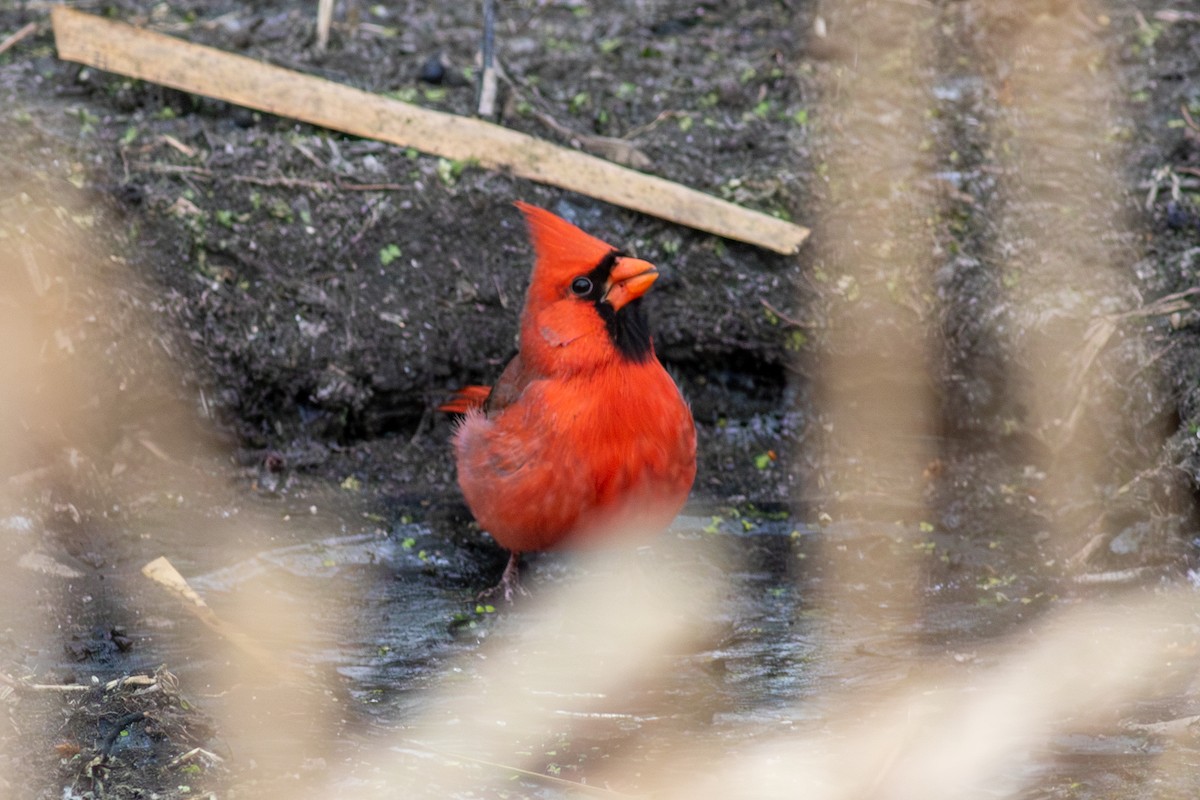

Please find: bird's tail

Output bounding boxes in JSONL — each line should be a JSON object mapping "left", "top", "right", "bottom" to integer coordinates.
{"left": 437, "top": 385, "right": 492, "bottom": 414}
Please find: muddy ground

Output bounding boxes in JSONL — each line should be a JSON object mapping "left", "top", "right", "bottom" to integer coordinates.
{"left": 2, "top": 0, "right": 1200, "bottom": 798}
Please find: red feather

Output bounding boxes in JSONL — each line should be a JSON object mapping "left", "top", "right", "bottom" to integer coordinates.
{"left": 438, "top": 385, "right": 491, "bottom": 414}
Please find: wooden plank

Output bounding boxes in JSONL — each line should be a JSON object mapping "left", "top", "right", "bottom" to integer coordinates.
{"left": 51, "top": 7, "right": 809, "bottom": 254}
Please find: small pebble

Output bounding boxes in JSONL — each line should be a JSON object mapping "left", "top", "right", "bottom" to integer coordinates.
{"left": 419, "top": 54, "right": 446, "bottom": 84}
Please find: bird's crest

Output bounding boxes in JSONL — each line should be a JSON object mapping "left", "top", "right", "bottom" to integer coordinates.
{"left": 515, "top": 202, "right": 619, "bottom": 287}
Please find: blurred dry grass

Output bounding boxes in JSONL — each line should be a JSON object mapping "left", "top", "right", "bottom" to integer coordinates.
{"left": 3, "top": 1, "right": 1199, "bottom": 798}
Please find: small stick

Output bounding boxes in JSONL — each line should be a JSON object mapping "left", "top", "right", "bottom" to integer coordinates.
{"left": 141, "top": 556, "right": 279, "bottom": 671}
{"left": 166, "top": 747, "right": 225, "bottom": 768}
{"left": 1181, "top": 104, "right": 1199, "bottom": 133}
{"left": 760, "top": 298, "right": 813, "bottom": 328}
{"left": 158, "top": 134, "right": 197, "bottom": 157}
{"left": 0, "top": 674, "right": 154, "bottom": 693}
{"left": 0, "top": 672, "right": 88, "bottom": 692}
{"left": 0, "top": 22, "right": 37, "bottom": 57}
{"left": 476, "top": 0, "right": 497, "bottom": 117}
{"left": 316, "top": 0, "right": 334, "bottom": 52}
{"left": 401, "top": 739, "right": 637, "bottom": 798}
{"left": 1072, "top": 567, "right": 1160, "bottom": 585}
{"left": 132, "top": 160, "right": 410, "bottom": 192}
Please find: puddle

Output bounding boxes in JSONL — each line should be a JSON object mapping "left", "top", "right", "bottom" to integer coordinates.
{"left": 3, "top": 481, "right": 1197, "bottom": 799}
{"left": 84, "top": 505, "right": 1190, "bottom": 798}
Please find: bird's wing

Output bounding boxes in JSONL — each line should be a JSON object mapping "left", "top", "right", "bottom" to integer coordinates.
{"left": 483, "top": 352, "right": 533, "bottom": 414}
{"left": 439, "top": 351, "right": 535, "bottom": 416}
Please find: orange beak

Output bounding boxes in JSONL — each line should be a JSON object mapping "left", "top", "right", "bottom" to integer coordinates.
{"left": 604, "top": 257, "right": 659, "bottom": 312}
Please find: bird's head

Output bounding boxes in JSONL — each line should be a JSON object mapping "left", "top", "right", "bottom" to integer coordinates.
{"left": 514, "top": 201, "right": 659, "bottom": 372}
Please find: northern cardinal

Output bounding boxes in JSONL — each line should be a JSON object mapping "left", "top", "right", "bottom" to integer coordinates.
{"left": 442, "top": 202, "right": 696, "bottom": 600}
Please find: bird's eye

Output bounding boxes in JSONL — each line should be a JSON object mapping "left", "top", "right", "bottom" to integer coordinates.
{"left": 570, "top": 277, "right": 593, "bottom": 296}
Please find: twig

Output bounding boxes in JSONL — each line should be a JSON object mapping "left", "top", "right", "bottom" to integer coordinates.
{"left": 24, "top": 683, "right": 90, "bottom": 692}
{"left": 1066, "top": 528, "right": 1109, "bottom": 571}
{"left": 623, "top": 109, "right": 689, "bottom": 140}
{"left": 1155, "top": 9, "right": 1200, "bottom": 24}
{"left": 3, "top": 678, "right": 89, "bottom": 692}
{"left": 130, "top": 161, "right": 409, "bottom": 192}
{"left": 0, "top": 22, "right": 38, "bottom": 57}
{"left": 476, "top": 0, "right": 497, "bottom": 117}
{"left": 291, "top": 138, "right": 326, "bottom": 170}
{"left": 142, "top": 556, "right": 282, "bottom": 673}
{"left": 760, "top": 298, "right": 813, "bottom": 328}
{"left": 159, "top": 134, "right": 197, "bottom": 158}
{"left": 1121, "top": 286, "right": 1200, "bottom": 319}
{"left": 1144, "top": 165, "right": 1182, "bottom": 210}
{"left": 400, "top": 739, "right": 637, "bottom": 798}
{"left": 1058, "top": 288, "right": 1200, "bottom": 450}
{"left": 1139, "top": 175, "right": 1200, "bottom": 190}
{"left": 497, "top": 65, "right": 652, "bottom": 169}
{"left": 334, "top": 194, "right": 388, "bottom": 262}
{"left": 25, "top": 1, "right": 111, "bottom": 9}
{"left": 316, "top": 0, "right": 333, "bottom": 52}
{"left": 0, "top": 672, "right": 160, "bottom": 693}
{"left": 1073, "top": 567, "right": 1161, "bottom": 585}
{"left": 138, "top": 437, "right": 174, "bottom": 463}
{"left": 166, "top": 747, "right": 225, "bottom": 768}
{"left": 1128, "top": 714, "right": 1200, "bottom": 737}
{"left": 7, "top": 465, "right": 53, "bottom": 487}
{"left": 526, "top": 105, "right": 651, "bottom": 169}
{"left": 104, "top": 675, "right": 159, "bottom": 691}
{"left": 492, "top": 272, "right": 509, "bottom": 309}
{"left": 1182, "top": 104, "right": 1200, "bottom": 134}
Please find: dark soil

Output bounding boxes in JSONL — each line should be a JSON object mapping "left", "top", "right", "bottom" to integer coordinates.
{"left": 2, "top": 0, "right": 1200, "bottom": 797}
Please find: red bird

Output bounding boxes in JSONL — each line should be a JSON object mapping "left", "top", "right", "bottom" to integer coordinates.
{"left": 443, "top": 202, "right": 696, "bottom": 600}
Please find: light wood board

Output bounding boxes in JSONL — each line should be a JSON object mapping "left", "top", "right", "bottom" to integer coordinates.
{"left": 52, "top": 7, "right": 809, "bottom": 254}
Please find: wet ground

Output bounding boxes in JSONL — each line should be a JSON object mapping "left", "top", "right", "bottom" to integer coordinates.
{"left": 3, "top": 0, "right": 1200, "bottom": 797}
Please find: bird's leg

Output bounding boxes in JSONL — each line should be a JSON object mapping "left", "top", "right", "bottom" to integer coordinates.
{"left": 478, "top": 551, "right": 528, "bottom": 604}
{"left": 498, "top": 551, "right": 524, "bottom": 602}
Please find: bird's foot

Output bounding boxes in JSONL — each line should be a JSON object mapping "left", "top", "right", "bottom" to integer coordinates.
{"left": 477, "top": 552, "right": 528, "bottom": 604}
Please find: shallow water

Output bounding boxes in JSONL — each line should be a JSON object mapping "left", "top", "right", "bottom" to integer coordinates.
{"left": 5, "top": 473, "right": 1197, "bottom": 799}
{"left": 110, "top": 504, "right": 1200, "bottom": 799}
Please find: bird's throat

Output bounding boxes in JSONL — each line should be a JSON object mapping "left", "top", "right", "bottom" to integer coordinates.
{"left": 600, "top": 298, "right": 653, "bottom": 363}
